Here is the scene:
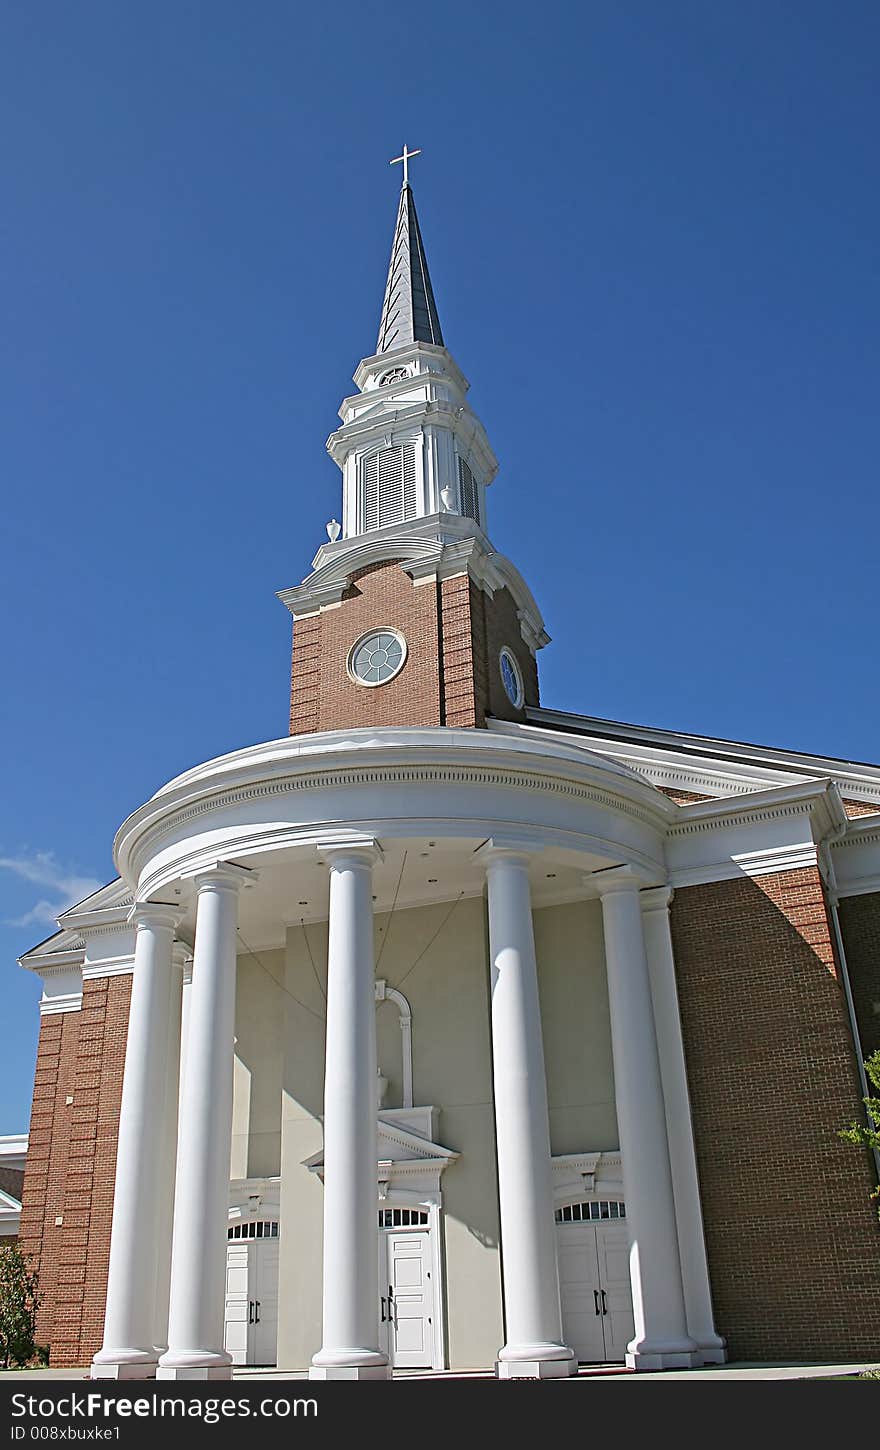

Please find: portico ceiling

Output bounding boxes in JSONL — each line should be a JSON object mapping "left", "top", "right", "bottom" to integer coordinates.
{"left": 167, "top": 834, "right": 615, "bottom": 952}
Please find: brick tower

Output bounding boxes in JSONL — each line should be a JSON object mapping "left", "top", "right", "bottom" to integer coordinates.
{"left": 279, "top": 166, "right": 548, "bottom": 735}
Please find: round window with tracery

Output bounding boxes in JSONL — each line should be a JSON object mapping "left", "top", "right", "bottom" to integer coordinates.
{"left": 348, "top": 629, "right": 407, "bottom": 687}
{"left": 499, "top": 646, "right": 524, "bottom": 708}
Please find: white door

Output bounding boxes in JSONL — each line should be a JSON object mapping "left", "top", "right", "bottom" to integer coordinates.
{"left": 556, "top": 1207, "right": 635, "bottom": 1363}
{"left": 224, "top": 1233, "right": 280, "bottom": 1366}
{"left": 379, "top": 1229, "right": 434, "bottom": 1368}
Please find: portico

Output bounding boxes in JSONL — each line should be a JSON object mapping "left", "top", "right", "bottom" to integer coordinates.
{"left": 87, "top": 723, "right": 721, "bottom": 1379}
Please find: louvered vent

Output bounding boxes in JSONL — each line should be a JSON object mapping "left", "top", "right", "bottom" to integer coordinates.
{"left": 360, "top": 445, "right": 418, "bottom": 532}
{"left": 457, "top": 457, "right": 480, "bottom": 524}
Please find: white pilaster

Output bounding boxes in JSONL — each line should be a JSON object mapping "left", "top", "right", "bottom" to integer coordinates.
{"left": 641, "top": 887, "right": 726, "bottom": 1363}
{"left": 152, "top": 944, "right": 189, "bottom": 1354}
{"left": 483, "top": 846, "right": 576, "bottom": 1379}
{"left": 91, "top": 903, "right": 181, "bottom": 1379}
{"left": 157, "top": 865, "right": 251, "bottom": 1381}
{"left": 594, "top": 867, "right": 700, "bottom": 1370}
{"left": 310, "top": 845, "right": 390, "bottom": 1380}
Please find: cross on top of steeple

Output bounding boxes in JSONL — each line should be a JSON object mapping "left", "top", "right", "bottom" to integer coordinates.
{"left": 389, "top": 144, "right": 422, "bottom": 188}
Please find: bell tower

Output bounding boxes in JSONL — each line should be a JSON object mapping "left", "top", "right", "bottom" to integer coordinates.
{"left": 279, "top": 155, "right": 549, "bottom": 735}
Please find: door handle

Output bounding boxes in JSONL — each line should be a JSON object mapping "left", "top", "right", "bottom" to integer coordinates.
{"left": 248, "top": 1301, "right": 254, "bottom": 1324}
{"left": 255, "top": 1300, "right": 261, "bottom": 1325}
{"left": 601, "top": 1290, "right": 607, "bottom": 1316}
{"left": 594, "top": 1289, "right": 600, "bottom": 1316}
{"left": 380, "top": 1295, "right": 387, "bottom": 1323}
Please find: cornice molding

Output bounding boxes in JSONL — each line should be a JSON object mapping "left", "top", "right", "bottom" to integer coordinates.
{"left": 39, "top": 992, "right": 83, "bottom": 1016}
{"left": 82, "top": 957, "right": 135, "bottom": 980}
{"left": 671, "top": 842, "right": 818, "bottom": 890}
{"left": 18, "top": 945, "right": 85, "bottom": 972}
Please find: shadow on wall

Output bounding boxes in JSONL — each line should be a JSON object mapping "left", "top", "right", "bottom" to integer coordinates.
{"left": 671, "top": 871, "right": 880, "bottom": 1363}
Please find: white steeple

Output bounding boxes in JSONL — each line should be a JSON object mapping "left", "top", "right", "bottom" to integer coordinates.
{"left": 325, "top": 164, "right": 498, "bottom": 543}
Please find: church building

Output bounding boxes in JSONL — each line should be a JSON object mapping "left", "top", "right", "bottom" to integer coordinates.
{"left": 17, "top": 160, "right": 880, "bottom": 1379}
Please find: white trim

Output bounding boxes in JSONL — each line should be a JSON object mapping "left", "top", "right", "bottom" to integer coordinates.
{"left": 526, "top": 708, "right": 880, "bottom": 808}
{"left": 40, "top": 991, "right": 83, "bottom": 1016}
{"left": 81, "top": 957, "right": 136, "bottom": 980}
{"left": 375, "top": 981, "right": 413, "bottom": 1109}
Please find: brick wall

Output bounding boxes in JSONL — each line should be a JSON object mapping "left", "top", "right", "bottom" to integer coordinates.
{"left": 842, "top": 799, "right": 880, "bottom": 818}
{"left": 838, "top": 892, "right": 880, "bottom": 1060}
{"left": 289, "top": 562, "right": 540, "bottom": 734}
{"left": 290, "top": 560, "right": 442, "bottom": 734}
{"left": 670, "top": 868, "right": 880, "bottom": 1361}
{"left": 0, "top": 1166, "right": 24, "bottom": 1200}
{"left": 473, "top": 581, "right": 539, "bottom": 724}
{"left": 18, "top": 976, "right": 131, "bottom": 1368}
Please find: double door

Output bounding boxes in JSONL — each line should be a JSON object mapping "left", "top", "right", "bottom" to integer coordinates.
{"left": 556, "top": 1219, "right": 634, "bottom": 1363}
{"left": 224, "top": 1234, "right": 280, "bottom": 1366}
{"left": 377, "top": 1227, "right": 434, "bottom": 1368}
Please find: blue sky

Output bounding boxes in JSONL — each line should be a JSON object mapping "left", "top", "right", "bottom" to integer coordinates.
{"left": 2, "top": 1, "right": 878, "bottom": 1129}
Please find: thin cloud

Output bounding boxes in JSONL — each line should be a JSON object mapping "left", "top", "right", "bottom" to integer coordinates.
{"left": 0, "top": 851, "right": 103, "bottom": 929}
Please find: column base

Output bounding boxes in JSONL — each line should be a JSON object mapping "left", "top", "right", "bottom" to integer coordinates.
{"left": 496, "top": 1345, "right": 578, "bottom": 1379}
{"left": 626, "top": 1343, "right": 703, "bottom": 1371}
{"left": 156, "top": 1352, "right": 233, "bottom": 1381}
{"left": 696, "top": 1339, "right": 728, "bottom": 1365}
{"left": 156, "top": 1365, "right": 234, "bottom": 1381}
{"left": 91, "top": 1354, "right": 157, "bottom": 1381}
{"left": 310, "top": 1347, "right": 390, "bottom": 1381}
{"left": 309, "top": 1364, "right": 392, "bottom": 1381}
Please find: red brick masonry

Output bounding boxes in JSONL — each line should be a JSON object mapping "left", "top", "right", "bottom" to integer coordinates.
{"left": 290, "top": 560, "right": 537, "bottom": 735}
{"left": 671, "top": 868, "right": 880, "bottom": 1360}
{"left": 18, "top": 975, "right": 131, "bottom": 1367}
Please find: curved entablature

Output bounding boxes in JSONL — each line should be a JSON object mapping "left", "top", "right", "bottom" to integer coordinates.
{"left": 113, "top": 726, "right": 674, "bottom": 905}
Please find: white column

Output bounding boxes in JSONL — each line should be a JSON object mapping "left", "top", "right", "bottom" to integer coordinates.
{"left": 641, "top": 888, "right": 726, "bottom": 1363}
{"left": 92, "top": 903, "right": 181, "bottom": 1379}
{"left": 152, "top": 944, "right": 189, "bottom": 1354}
{"left": 483, "top": 846, "right": 576, "bottom": 1379}
{"left": 595, "top": 867, "right": 700, "bottom": 1370}
{"left": 310, "top": 846, "right": 390, "bottom": 1380}
{"left": 157, "top": 864, "right": 250, "bottom": 1380}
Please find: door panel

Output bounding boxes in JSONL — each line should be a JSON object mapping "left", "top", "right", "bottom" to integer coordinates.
{"left": 224, "top": 1246, "right": 251, "bottom": 1365}
{"left": 252, "top": 1240, "right": 279, "bottom": 1365}
{"left": 556, "top": 1226, "right": 605, "bottom": 1363}
{"left": 595, "top": 1225, "right": 634, "bottom": 1363}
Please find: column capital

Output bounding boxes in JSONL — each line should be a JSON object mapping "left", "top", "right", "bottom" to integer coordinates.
{"left": 475, "top": 836, "right": 540, "bottom": 871}
{"left": 127, "top": 901, "right": 183, "bottom": 931}
{"left": 590, "top": 864, "right": 649, "bottom": 898}
{"left": 185, "top": 862, "right": 258, "bottom": 895}
{"left": 319, "top": 839, "right": 384, "bottom": 869}
{"left": 640, "top": 885, "right": 674, "bottom": 913}
{"left": 171, "top": 941, "right": 193, "bottom": 974}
